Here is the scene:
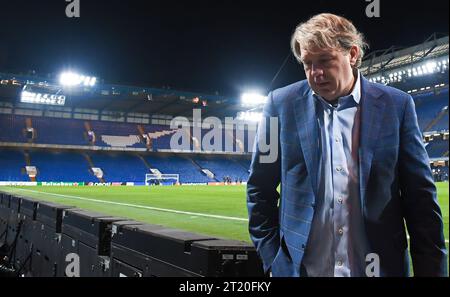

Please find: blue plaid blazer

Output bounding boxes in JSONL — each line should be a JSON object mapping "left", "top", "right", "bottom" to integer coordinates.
{"left": 247, "top": 76, "right": 447, "bottom": 277}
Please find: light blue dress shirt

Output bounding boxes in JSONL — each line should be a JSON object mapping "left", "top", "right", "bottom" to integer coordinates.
{"left": 302, "top": 71, "right": 371, "bottom": 277}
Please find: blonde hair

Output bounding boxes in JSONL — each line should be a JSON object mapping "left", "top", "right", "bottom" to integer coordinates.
{"left": 290, "top": 13, "right": 369, "bottom": 68}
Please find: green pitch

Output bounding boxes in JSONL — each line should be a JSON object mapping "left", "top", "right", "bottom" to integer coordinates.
{"left": 0, "top": 183, "right": 448, "bottom": 246}
{"left": 0, "top": 185, "right": 251, "bottom": 241}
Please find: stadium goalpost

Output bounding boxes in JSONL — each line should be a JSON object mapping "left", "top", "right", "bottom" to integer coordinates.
{"left": 145, "top": 173, "right": 180, "bottom": 186}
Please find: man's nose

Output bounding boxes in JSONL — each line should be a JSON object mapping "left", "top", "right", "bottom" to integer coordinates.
{"left": 311, "top": 64, "right": 324, "bottom": 79}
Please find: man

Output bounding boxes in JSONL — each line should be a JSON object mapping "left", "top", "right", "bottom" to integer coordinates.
{"left": 247, "top": 13, "right": 447, "bottom": 277}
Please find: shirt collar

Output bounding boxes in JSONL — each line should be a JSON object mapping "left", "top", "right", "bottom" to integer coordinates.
{"left": 312, "top": 69, "right": 361, "bottom": 106}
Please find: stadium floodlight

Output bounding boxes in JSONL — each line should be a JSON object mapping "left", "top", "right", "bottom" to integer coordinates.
{"left": 426, "top": 62, "right": 436, "bottom": 71}
{"left": 59, "top": 71, "right": 97, "bottom": 87}
{"left": 89, "top": 77, "right": 97, "bottom": 86}
{"left": 241, "top": 92, "right": 267, "bottom": 107}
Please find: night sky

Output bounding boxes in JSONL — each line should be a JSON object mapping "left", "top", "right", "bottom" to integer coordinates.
{"left": 0, "top": 0, "right": 448, "bottom": 97}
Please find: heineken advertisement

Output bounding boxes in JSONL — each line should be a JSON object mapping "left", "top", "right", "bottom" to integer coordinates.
{"left": 38, "top": 182, "right": 85, "bottom": 186}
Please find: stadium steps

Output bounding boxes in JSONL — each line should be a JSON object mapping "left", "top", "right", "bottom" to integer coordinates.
{"left": 138, "top": 155, "right": 164, "bottom": 177}
{"left": 23, "top": 151, "right": 36, "bottom": 182}
{"left": 424, "top": 106, "right": 448, "bottom": 132}
{"left": 25, "top": 117, "right": 35, "bottom": 144}
{"left": 201, "top": 168, "right": 218, "bottom": 181}
{"left": 137, "top": 125, "right": 152, "bottom": 150}
{"left": 84, "top": 121, "right": 95, "bottom": 145}
{"left": 136, "top": 154, "right": 152, "bottom": 171}
{"left": 186, "top": 156, "right": 219, "bottom": 181}
{"left": 83, "top": 153, "right": 105, "bottom": 183}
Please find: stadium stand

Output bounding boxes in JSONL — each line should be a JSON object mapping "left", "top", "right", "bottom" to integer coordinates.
{"left": 0, "top": 146, "right": 251, "bottom": 184}
{"left": 0, "top": 114, "right": 253, "bottom": 153}
{"left": 0, "top": 149, "right": 27, "bottom": 181}
{"left": 31, "top": 116, "right": 87, "bottom": 145}
{"left": 425, "top": 139, "right": 449, "bottom": 158}
{"left": 413, "top": 88, "right": 449, "bottom": 132}
{"left": 29, "top": 150, "right": 97, "bottom": 182}
{"left": 13, "top": 85, "right": 433, "bottom": 183}
{"left": 145, "top": 154, "right": 213, "bottom": 184}
{"left": 90, "top": 120, "right": 145, "bottom": 148}
{"left": 88, "top": 152, "right": 149, "bottom": 182}
{"left": 430, "top": 107, "right": 449, "bottom": 131}
{"left": 0, "top": 114, "right": 28, "bottom": 143}
{"left": 1, "top": 92, "right": 448, "bottom": 184}
{"left": 192, "top": 155, "right": 249, "bottom": 182}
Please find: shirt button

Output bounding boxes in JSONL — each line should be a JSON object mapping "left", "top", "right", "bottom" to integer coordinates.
{"left": 337, "top": 197, "right": 343, "bottom": 204}
{"left": 336, "top": 166, "right": 342, "bottom": 172}
{"left": 338, "top": 228, "right": 344, "bottom": 235}
{"left": 337, "top": 261, "right": 343, "bottom": 267}
{"left": 335, "top": 138, "right": 340, "bottom": 143}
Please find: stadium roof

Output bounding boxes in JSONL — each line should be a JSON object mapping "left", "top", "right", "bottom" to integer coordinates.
{"left": 0, "top": 72, "right": 244, "bottom": 119}
{"left": 361, "top": 33, "right": 449, "bottom": 76}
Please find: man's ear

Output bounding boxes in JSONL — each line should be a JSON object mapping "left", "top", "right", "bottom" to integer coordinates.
{"left": 349, "top": 45, "right": 359, "bottom": 67}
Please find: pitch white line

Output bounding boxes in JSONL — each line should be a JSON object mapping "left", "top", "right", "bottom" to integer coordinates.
{"left": 6, "top": 188, "right": 249, "bottom": 222}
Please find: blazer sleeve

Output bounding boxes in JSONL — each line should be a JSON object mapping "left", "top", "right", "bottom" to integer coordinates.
{"left": 246, "top": 91, "right": 282, "bottom": 274}
{"left": 398, "top": 95, "right": 448, "bottom": 277}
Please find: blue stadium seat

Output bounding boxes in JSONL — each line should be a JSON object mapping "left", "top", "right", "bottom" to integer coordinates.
{"left": 0, "top": 149, "right": 28, "bottom": 181}
{"left": 30, "top": 150, "right": 97, "bottom": 182}
{"left": 192, "top": 155, "right": 250, "bottom": 182}
{"left": 89, "top": 152, "right": 149, "bottom": 182}
{"left": 414, "top": 88, "right": 449, "bottom": 132}
{"left": 425, "top": 139, "right": 449, "bottom": 158}
{"left": 145, "top": 154, "right": 212, "bottom": 184}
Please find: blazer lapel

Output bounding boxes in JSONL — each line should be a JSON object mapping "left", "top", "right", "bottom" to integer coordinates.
{"left": 293, "top": 88, "right": 320, "bottom": 198}
{"left": 359, "top": 77, "right": 385, "bottom": 213}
